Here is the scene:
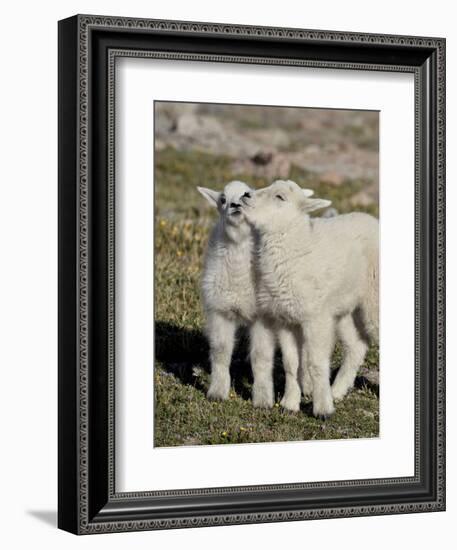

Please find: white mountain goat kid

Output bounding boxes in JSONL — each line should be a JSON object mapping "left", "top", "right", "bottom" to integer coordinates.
{"left": 198, "top": 181, "right": 305, "bottom": 410}
{"left": 243, "top": 180, "right": 379, "bottom": 418}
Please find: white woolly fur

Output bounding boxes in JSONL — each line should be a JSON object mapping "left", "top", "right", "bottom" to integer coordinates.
{"left": 198, "top": 181, "right": 303, "bottom": 410}
{"left": 243, "top": 180, "right": 379, "bottom": 417}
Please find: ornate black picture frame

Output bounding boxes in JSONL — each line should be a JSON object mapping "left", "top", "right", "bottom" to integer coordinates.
{"left": 58, "top": 14, "right": 446, "bottom": 534}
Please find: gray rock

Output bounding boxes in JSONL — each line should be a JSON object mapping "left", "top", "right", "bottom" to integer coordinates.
{"left": 321, "top": 207, "right": 339, "bottom": 218}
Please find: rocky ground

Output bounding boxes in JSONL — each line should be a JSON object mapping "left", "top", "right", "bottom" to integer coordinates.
{"left": 155, "top": 102, "right": 379, "bottom": 211}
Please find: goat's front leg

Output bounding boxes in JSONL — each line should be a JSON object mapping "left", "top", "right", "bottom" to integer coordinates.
{"left": 206, "top": 312, "right": 237, "bottom": 401}
{"left": 302, "top": 316, "right": 336, "bottom": 419}
{"left": 277, "top": 328, "right": 301, "bottom": 412}
{"left": 250, "top": 319, "right": 275, "bottom": 408}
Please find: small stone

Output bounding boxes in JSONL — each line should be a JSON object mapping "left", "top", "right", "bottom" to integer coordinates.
{"left": 350, "top": 191, "right": 374, "bottom": 207}
{"left": 251, "top": 150, "right": 273, "bottom": 165}
{"left": 303, "top": 144, "right": 321, "bottom": 155}
{"left": 321, "top": 207, "right": 339, "bottom": 218}
{"left": 321, "top": 171, "right": 344, "bottom": 186}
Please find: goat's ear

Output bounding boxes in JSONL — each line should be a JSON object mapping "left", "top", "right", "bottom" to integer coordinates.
{"left": 197, "top": 186, "right": 219, "bottom": 208}
{"left": 301, "top": 197, "right": 332, "bottom": 213}
{"left": 283, "top": 180, "right": 313, "bottom": 197}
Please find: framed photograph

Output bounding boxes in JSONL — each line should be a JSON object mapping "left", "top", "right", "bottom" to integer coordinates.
{"left": 58, "top": 14, "right": 445, "bottom": 534}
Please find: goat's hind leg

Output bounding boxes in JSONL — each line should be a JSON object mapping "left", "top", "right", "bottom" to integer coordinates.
{"left": 331, "top": 313, "right": 368, "bottom": 401}
{"left": 206, "top": 312, "right": 237, "bottom": 401}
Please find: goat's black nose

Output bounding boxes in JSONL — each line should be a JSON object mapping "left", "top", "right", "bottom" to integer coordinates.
{"left": 230, "top": 202, "right": 241, "bottom": 208}
{"left": 243, "top": 192, "right": 251, "bottom": 198}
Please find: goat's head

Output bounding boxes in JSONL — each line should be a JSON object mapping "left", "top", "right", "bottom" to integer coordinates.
{"left": 197, "top": 181, "right": 253, "bottom": 232}
{"left": 242, "top": 180, "right": 330, "bottom": 233}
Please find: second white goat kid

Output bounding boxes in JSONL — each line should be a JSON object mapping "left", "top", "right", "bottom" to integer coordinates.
{"left": 198, "top": 181, "right": 303, "bottom": 410}
{"left": 243, "top": 180, "right": 379, "bottom": 418}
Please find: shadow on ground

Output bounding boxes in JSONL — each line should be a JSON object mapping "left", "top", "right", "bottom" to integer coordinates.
{"left": 155, "top": 321, "right": 265, "bottom": 401}
{"left": 155, "top": 321, "right": 378, "bottom": 405}
{"left": 27, "top": 510, "right": 57, "bottom": 528}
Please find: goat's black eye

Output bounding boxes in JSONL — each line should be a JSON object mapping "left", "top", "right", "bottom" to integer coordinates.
{"left": 276, "top": 195, "right": 285, "bottom": 201}
{"left": 243, "top": 192, "right": 251, "bottom": 198}
{"left": 220, "top": 196, "right": 226, "bottom": 205}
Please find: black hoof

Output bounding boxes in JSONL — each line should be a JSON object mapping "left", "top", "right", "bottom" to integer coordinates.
{"left": 315, "top": 413, "right": 333, "bottom": 421}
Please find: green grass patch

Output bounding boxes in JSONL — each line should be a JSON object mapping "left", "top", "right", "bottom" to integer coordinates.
{"left": 154, "top": 364, "right": 379, "bottom": 447}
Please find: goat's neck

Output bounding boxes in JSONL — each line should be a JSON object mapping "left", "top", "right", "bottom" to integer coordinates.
{"left": 221, "top": 220, "right": 252, "bottom": 247}
{"left": 256, "top": 216, "right": 312, "bottom": 271}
